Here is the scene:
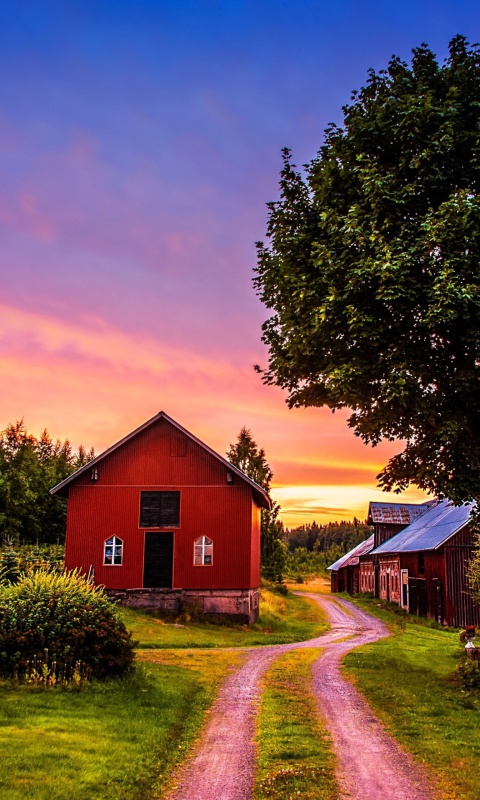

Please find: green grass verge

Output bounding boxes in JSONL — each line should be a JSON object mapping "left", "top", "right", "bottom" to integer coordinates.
{"left": 343, "top": 595, "right": 480, "bottom": 800}
{"left": 120, "top": 589, "right": 329, "bottom": 649}
{"left": 254, "top": 648, "right": 337, "bottom": 800}
{"left": 0, "top": 650, "right": 241, "bottom": 800}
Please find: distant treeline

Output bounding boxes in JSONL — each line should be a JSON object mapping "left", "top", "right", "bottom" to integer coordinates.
{"left": 283, "top": 519, "right": 372, "bottom": 578}
{"left": 285, "top": 519, "right": 371, "bottom": 553}
{"left": 0, "top": 421, "right": 95, "bottom": 545}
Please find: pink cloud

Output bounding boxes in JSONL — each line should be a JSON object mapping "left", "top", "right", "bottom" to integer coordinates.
{"left": 0, "top": 301, "right": 431, "bottom": 525}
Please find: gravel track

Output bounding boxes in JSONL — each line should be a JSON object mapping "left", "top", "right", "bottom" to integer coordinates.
{"left": 165, "top": 594, "right": 436, "bottom": 800}
{"left": 310, "top": 595, "right": 435, "bottom": 800}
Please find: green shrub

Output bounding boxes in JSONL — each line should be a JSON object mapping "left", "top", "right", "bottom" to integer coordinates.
{"left": 0, "top": 544, "right": 20, "bottom": 584}
{"left": 0, "top": 569, "right": 135, "bottom": 679}
{"left": 456, "top": 653, "right": 480, "bottom": 691}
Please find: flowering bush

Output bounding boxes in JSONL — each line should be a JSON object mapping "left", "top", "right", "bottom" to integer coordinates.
{"left": 0, "top": 569, "right": 135, "bottom": 679}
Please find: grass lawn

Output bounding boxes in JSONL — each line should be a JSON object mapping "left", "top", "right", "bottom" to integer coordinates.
{"left": 0, "top": 587, "right": 328, "bottom": 799}
{"left": 285, "top": 576, "right": 331, "bottom": 595}
{"left": 343, "top": 595, "right": 480, "bottom": 800}
{"left": 120, "top": 587, "right": 329, "bottom": 648}
{"left": 254, "top": 648, "right": 337, "bottom": 800}
{"left": 0, "top": 651, "right": 242, "bottom": 800}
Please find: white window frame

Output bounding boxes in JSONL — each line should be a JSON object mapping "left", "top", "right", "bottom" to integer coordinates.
{"left": 194, "top": 536, "right": 213, "bottom": 566}
{"left": 104, "top": 536, "right": 123, "bottom": 566}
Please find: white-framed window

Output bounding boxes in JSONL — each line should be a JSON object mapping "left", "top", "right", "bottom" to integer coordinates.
{"left": 194, "top": 536, "right": 213, "bottom": 566}
{"left": 104, "top": 536, "right": 123, "bottom": 566}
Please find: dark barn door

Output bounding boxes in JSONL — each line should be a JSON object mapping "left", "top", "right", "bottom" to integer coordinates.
{"left": 143, "top": 532, "right": 174, "bottom": 588}
{"left": 408, "top": 577, "right": 428, "bottom": 617}
{"left": 417, "top": 578, "right": 427, "bottom": 617}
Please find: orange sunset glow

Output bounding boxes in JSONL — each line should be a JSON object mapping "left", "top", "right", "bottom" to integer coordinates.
{"left": 0, "top": 300, "right": 429, "bottom": 527}
{"left": 5, "top": 2, "right": 467, "bottom": 529}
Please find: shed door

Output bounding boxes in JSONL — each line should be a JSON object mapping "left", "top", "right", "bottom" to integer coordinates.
{"left": 417, "top": 578, "right": 427, "bottom": 617}
{"left": 143, "top": 532, "right": 174, "bottom": 588}
{"left": 401, "top": 570, "right": 409, "bottom": 608}
{"left": 374, "top": 563, "right": 380, "bottom": 598}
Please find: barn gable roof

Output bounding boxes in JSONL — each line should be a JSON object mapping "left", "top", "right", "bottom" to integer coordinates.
{"left": 327, "top": 534, "right": 375, "bottom": 572}
{"left": 367, "top": 501, "right": 433, "bottom": 525}
{"left": 371, "top": 499, "right": 473, "bottom": 554}
{"left": 50, "top": 411, "right": 272, "bottom": 509}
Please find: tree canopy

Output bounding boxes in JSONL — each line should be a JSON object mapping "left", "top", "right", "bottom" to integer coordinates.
{"left": 227, "top": 427, "right": 285, "bottom": 581}
{"left": 255, "top": 36, "right": 480, "bottom": 503}
{"left": 0, "top": 421, "right": 94, "bottom": 544}
{"left": 226, "top": 427, "right": 273, "bottom": 491}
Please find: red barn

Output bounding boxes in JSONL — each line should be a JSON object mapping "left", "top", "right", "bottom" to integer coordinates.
{"left": 371, "top": 499, "right": 480, "bottom": 628}
{"left": 50, "top": 412, "right": 271, "bottom": 623}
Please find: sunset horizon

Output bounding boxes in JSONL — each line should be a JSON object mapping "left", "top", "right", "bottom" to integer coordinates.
{"left": 1, "top": 1, "right": 471, "bottom": 529}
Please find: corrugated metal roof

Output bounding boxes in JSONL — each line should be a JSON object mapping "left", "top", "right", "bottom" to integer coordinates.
{"left": 371, "top": 499, "right": 473, "bottom": 554}
{"left": 50, "top": 411, "right": 271, "bottom": 509}
{"left": 328, "top": 534, "right": 375, "bottom": 571}
{"left": 367, "top": 501, "right": 433, "bottom": 525}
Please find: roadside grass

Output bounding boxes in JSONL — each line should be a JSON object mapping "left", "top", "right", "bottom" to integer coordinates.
{"left": 343, "top": 594, "right": 480, "bottom": 800}
{"left": 120, "top": 588, "right": 329, "bottom": 648}
{"left": 285, "top": 576, "right": 331, "bottom": 594}
{"left": 0, "top": 651, "right": 241, "bottom": 800}
{"left": 254, "top": 648, "right": 337, "bottom": 800}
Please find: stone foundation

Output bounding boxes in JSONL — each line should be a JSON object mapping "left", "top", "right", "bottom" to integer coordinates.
{"left": 107, "top": 587, "right": 260, "bottom": 624}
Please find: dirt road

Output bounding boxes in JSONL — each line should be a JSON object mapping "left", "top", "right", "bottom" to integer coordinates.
{"left": 310, "top": 595, "right": 435, "bottom": 800}
{"left": 165, "top": 595, "right": 435, "bottom": 800}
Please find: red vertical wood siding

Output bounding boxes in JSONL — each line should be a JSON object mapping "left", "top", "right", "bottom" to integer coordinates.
{"left": 359, "top": 557, "right": 375, "bottom": 592}
{"left": 250, "top": 502, "right": 261, "bottom": 588}
{"left": 396, "top": 538, "right": 480, "bottom": 627}
{"left": 444, "top": 527, "right": 480, "bottom": 627}
{"left": 64, "top": 418, "right": 260, "bottom": 590}
{"left": 377, "top": 556, "right": 401, "bottom": 604}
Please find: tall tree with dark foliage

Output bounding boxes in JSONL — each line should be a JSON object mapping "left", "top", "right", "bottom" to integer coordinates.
{"left": 0, "top": 421, "right": 94, "bottom": 544}
{"left": 227, "top": 427, "right": 286, "bottom": 581}
{"left": 255, "top": 36, "right": 480, "bottom": 504}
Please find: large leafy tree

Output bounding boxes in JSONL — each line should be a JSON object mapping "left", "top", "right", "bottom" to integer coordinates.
{"left": 227, "top": 428, "right": 286, "bottom": 581}
{"left": 255, "top": 36, "right": 480, "bottom": 504}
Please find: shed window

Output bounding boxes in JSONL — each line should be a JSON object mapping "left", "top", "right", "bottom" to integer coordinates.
{"left": 418, "top": 554, "right": 425, "bottom": 575}
{"left": 140, "top": 491, "right": 180, "bottom": 528}
{"left": 194, "top": 536, "right": 213, "bottom": 566}
{"left": 104, "top": 536, "right": 123, "bottom": 566}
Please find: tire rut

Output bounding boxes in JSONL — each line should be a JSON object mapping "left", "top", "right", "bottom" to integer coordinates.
{"left": 310, "top": 595, "right": 435, "bottom": 800}
{"left": 164, "top": 594, "right": 436, "bottom": 800}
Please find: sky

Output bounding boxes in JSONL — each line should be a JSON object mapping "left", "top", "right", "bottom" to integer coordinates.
{"left": 1, "top": 0, "right": 479, "bottom": 526}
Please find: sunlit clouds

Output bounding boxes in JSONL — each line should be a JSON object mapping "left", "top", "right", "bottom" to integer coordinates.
{"left": 2, "top": 1, "right": 472, "bottom": 526}
{"left": 0, "top": 301, "right": 429, "bottom": 525}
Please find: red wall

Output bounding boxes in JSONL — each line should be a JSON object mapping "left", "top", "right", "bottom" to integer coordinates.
{"left": 64, "top": 418, "right": 259, "bottom": 590}
{"left": 377, "top": 555, "right": 401, "bottom": 604}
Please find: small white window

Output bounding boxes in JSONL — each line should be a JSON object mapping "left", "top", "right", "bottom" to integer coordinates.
{"left": 194, "top": 536, "right": 213, "bottom": 566}
{"left": 104, "top": 536, "right": 123, "bottom": 566}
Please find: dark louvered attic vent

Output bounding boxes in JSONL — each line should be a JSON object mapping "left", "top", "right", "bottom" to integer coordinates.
{"left": 140, "top": 491, "right": 180, "bottom": 528}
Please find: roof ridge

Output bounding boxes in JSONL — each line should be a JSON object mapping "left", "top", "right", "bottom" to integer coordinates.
{"left": 50, "top": 411, "right": 271, "bottom": 508}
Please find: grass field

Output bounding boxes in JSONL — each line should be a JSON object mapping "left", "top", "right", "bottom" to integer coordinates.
{"left": 0, "top": 651, "right": 242, "bottom": 800}
{"left": 120, "top": 587, "right": 329, "bottom": 648}
{"left": 254, "top": 648, "right": 337, "bottom": 800}
{"left": 285, "top": 576, "right": 331, "bottom": 594}
{"left": 343, "top": 595, "right": 480, "bottom": 800}
{"left": 0, "top": 586, "right": 328, "bottom": 799}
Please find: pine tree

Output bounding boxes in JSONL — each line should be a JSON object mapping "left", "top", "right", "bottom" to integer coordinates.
{"left": 227, "top": 428, "right": 286, "bottom": 581}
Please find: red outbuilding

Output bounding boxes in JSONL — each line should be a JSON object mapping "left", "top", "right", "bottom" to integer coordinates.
{"left": 50, "top": 412, "right": 271, "bottom": 623}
